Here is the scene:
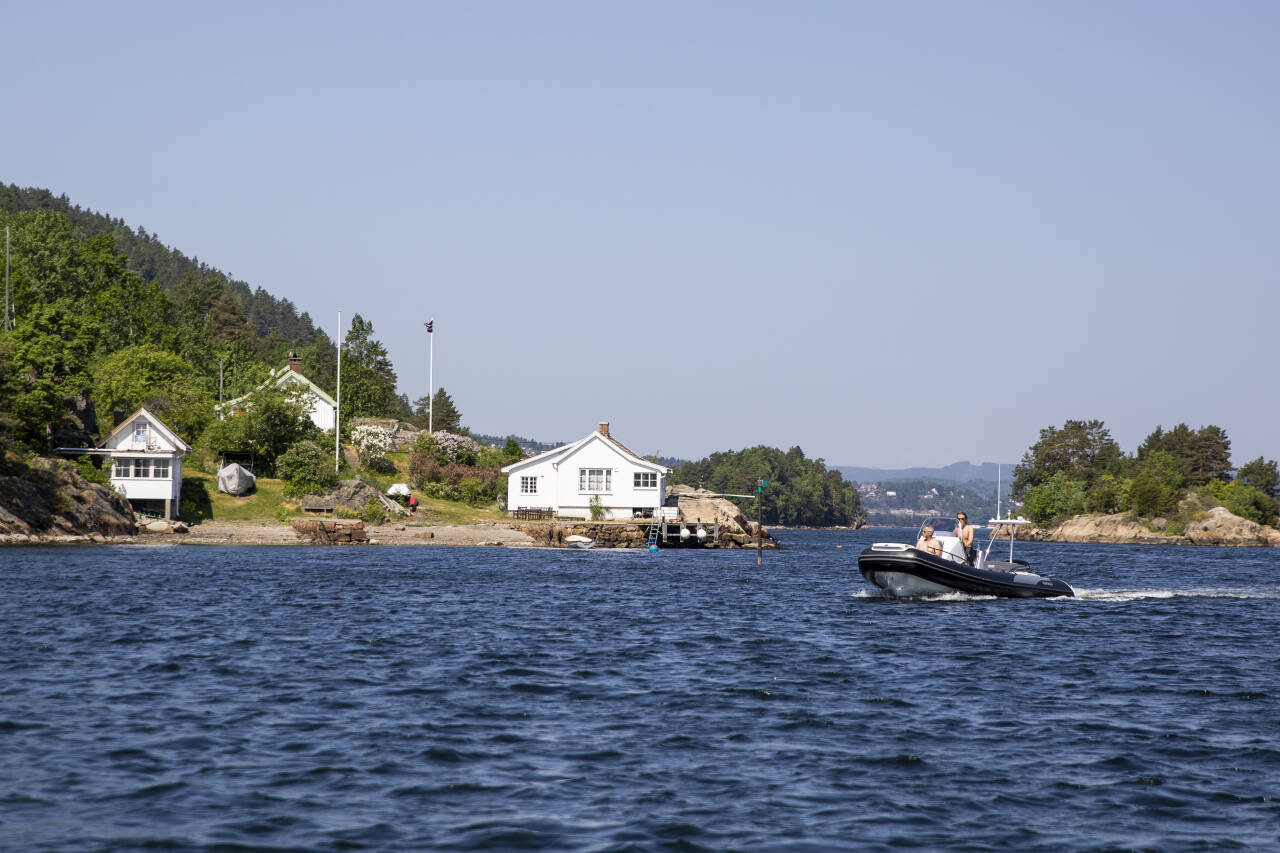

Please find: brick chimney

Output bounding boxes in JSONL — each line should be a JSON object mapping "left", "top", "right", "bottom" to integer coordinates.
{"left": 287, "top": 351, "right": 302, "bottom": 373}
{"left": 113, "top": 409, "right": 126, "bottom": 428}
{"left": 598, "top": 422, "right": 610, "bottom": 437}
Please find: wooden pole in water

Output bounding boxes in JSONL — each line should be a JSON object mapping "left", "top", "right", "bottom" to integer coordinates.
{"left": 756, "top": 478, "right": 764, "bottom": 567}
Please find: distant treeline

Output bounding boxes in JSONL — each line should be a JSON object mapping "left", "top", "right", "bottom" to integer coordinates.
{"left": 670, "top": 446, "right": 863, "bottom": 527}
{"left": 1012, "top": 420, "right": 1278, "bottom": 529}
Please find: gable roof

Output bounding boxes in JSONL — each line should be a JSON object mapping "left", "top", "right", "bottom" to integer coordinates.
{"left": 216, "top": 365, "right": 337, "bottom": 413}
{"left": 98, "top": 406, "right": 191, "bottom": 453}
{"left": 502, "top": 429, "right": 669, "bottom": 475}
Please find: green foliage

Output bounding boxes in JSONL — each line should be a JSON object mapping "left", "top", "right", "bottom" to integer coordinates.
{"left": 276, "top": 439, "right": 338, "bottom": 498}
{"left": 1084, "top": 473, "right": 1130, "bottom": 514}
{"left": 73, "top": 456, "right": 110, "bottom": 486}
{"left": 1215, "top": 481, "right": 1279, "bottom": 526}
{"left": 1137, "top": 423, "right": 1232, "bottom": 488}
{"left": 273, "top": 503, "right": 292, "bottom": 523}
{"left": 1023, "top": 472, "right": 1087, "bottom": 525}
{"left": 341, "top": 314, "right": 399, "bottom": 418}
{"left": 1236, "top": 457, "right": 1279, "bottom": 500}
{"left": 1012, "top": 420, "right": 1122, "bottom": 499}
{"left": 412, "top": 387, "right": 462, "bottom": 432}
{"left": 178, "top": 477, "right": 213, "bottom": 523}
{"left": 670, "top": 445, "right": 863, "bottom": 527}
{"left": 589, "top": 493, "right": 605, "bottom": 521}
{"left": 200, "top": 387, "right": 320, "bottom": 477}
{"left": 92, "top": 344, "right": 213, "bottom": 442}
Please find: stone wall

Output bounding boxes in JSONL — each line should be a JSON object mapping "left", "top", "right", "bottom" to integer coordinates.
{"left": 290, "top": 518, "right": 369, "bottom": 544}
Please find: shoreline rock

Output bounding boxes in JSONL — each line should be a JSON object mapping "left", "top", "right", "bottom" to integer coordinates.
{"left": 1015, "top": 508, "right": 1280, "bottom": 547}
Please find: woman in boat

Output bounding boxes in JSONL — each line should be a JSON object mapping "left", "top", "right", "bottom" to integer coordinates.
{"left": 916, "top": 525, "right": 942, "bottom": 556}
{"left": 955, "top": 512, "right": 975, "bottom": 564}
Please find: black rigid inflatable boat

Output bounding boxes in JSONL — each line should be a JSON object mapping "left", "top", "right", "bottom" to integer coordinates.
{"left": 858, "top": 516, "right": 1075, "bottom": 599}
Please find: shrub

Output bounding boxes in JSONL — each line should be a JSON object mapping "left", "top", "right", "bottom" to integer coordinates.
{"left": 352, "top": 424, "right": 391, "bottom": 469}
{"left": 277, "top": 440, "right": 339, "bottom": 498}
{"left": 1023, "top": 472, "right": 1087, "bottom": 525}
{"left": 1131, "top": 472, "right": 1179, "bottom": 518}
{"left": 74, "top": 456, "right": 110, "bottom": 486}
{"left": 1084, "top": 474, "right": 1129, "bottom": 515}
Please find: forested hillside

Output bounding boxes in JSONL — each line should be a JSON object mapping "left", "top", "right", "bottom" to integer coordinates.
{"left": 0, "top": 184, "right": 403, "bottom": 455}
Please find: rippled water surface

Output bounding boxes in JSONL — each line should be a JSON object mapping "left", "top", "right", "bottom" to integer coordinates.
{"left": 3, "top": 531, "right": 1280, "bottom": 851}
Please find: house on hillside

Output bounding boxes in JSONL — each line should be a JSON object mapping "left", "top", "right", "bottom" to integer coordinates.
{"left": 216, "top": 351, "right": 337, "bottom": 432}
{"left": 501, "top": 422, "right": 670, "bottom": 520}
{"left": 99, "top": 407, "right": 190, "bottom": 520}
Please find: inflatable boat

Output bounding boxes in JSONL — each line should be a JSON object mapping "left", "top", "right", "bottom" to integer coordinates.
{"left": 858, "top": 516, "right": 1075, "bottom": 599}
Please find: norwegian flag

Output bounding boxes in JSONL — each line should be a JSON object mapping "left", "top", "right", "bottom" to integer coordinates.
{"left": 424, "top": 319, "right": 434, "bottom": 334}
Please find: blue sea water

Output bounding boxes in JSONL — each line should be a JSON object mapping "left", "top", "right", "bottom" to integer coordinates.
{"left": 2, "top": 530, "right": 1279, "bottom": 852}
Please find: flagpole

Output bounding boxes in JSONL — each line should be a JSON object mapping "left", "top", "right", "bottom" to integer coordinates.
{"left": 335, "top": 310, "right": 342, "bottom": 473}
{"left": 427, "top": 318, "right": 435, "bottom": 433}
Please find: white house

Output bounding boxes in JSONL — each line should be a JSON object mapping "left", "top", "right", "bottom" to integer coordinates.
{"left": 502, "top": 422, "right": 670, "bottom": 520}
{"left": 216, "top": 352, "right": 337, "bottom": 432}
{"left": 99, "top": 407, "right": 190, "bottom": 520}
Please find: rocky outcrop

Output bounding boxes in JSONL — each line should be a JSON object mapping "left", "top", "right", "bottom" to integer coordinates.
{"left": 0, "top": 454, "right": 137, "bottom": 542}
{"left": 290, "top": 518, "right": 369, "bottom": 544}
{"left": 1020, "top": 507, "right": 1280, "bottom": 547}
{"left": 298, "top": 479, "right": 407, "bottom": 516}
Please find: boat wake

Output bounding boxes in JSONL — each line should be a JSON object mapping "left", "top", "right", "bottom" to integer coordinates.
{"left": 1070, "top": 588, "right": 1280, "bottom": 602}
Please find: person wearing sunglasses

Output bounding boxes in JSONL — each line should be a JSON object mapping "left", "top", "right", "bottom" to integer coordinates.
{"left": 955, "top": 512, "right": 976, "bottom": 565}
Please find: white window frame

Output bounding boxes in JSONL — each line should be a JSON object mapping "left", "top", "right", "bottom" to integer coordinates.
{"left": 114, "top": 457, "right": 132, "bottom": 478}
{"left": 634, "top": 472, "right": 657, "bottom": 489}
{"left": 520, "top": 475, "right": 537, "bottom": 495}
{"left": 578, "top": 468, "right": 612, "bottom": 494}
{"left": 133, "top": 421, "right": 149, "bottom": 446}
{"left": 133, "top": 458, "right": 150, "bottom": 478}
{"left": 152, "top": 458, "right": 170, "bottom": 480}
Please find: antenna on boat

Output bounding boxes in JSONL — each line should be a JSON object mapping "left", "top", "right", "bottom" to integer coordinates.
{"left": 996, "top": 463, "right": 1001, "bottom": 520}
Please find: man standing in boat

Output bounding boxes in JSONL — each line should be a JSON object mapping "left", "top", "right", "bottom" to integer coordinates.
{"left": 955, "top": 512, "right": 976, "bottom": 565}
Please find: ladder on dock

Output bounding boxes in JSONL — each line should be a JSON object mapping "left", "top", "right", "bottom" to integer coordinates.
{"left": 646, "top": 519, "right": 661, "bottom": 548}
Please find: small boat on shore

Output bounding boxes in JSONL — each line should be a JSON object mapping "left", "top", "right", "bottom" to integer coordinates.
{"left": 564, "top": 534, "right": 595, "bottom": 550}
{"left": 858, "top": 516, "right": 1075, "bottom": 599}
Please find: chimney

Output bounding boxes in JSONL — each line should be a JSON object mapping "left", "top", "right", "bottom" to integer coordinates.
{"left": 287, "top": 351, "right": 302, "bottom": 373}
{"left": 598, "top": 422, "right": 610, "bottom": 437}
{"left": 113, "top": 409, "right": 126, "bottom": 428}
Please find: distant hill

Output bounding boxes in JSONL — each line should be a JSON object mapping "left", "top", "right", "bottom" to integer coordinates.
{"left": 834, "top": 461, "right": 1012, "bottom": 485}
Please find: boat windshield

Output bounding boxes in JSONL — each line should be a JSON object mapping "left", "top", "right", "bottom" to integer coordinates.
{"left": 918, "top": 516, "right": 960, "bottom": 539}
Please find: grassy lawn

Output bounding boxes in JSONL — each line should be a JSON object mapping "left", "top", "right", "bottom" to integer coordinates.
{"left": 180, "top": 469, "right": 291, "bottom": 523}
{"left": 180, "top": 458, "right": 505, "bottom": 526}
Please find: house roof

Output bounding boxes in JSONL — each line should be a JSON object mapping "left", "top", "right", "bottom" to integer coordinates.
{"left": 502, "top": 428, "right": 669, "bottom": 475}
{"left": 216, "top": 365, "right": 337, "bottom": 412}
{"left": 98, "top": 406, "right": 191, "bottom": 453}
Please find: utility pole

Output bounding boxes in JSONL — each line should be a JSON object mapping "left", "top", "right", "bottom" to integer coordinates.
{"left": 4, "top": 225, "right": 11, "bottom": 330}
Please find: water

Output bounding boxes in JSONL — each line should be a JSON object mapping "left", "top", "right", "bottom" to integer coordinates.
{"left": 3, "top": 530, "right": 1279, "bottom": 851}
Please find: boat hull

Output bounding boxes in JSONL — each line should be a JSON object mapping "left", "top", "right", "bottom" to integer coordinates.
{"left": 858, "top": 545, "right": 1074, "bottom": 599}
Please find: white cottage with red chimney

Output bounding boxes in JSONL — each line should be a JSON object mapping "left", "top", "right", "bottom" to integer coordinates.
{"left": 216, "top": 351, "right": 337, "bottom": 432}
{"left": 99, "top": 407, "right": 190, "bottom": 520}
{"left": 501, "top": 422, "right": 670, "bottom": 520}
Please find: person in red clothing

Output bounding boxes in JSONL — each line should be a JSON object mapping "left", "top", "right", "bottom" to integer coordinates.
{"left": 408, "top": 494, "right": 418, "bottom": 514}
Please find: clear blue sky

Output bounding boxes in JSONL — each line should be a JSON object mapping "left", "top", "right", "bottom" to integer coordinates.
{"left": 5, "top": 2, "right": 1277, "bottom": 468}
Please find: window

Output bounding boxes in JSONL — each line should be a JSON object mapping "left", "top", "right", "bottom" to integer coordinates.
{"left": 114, "top": 457, "right": 132, "bottom": 478}
{"left": 133, "top": 458, "right": 150, "bottom": 478}
{"left": 152, "top": 459, "right": 170, "bottom": 479}
{"left": 133, "top": 422, "right": 149, "bottom": 445}
{"left": 578, "top": 468, "right": 611, "bottom": 493}
{"left": 521, "top": 476, "right": 537, "bottom": 494}
{"left": 634, "top": 472, "right": 657, "bottom": 489}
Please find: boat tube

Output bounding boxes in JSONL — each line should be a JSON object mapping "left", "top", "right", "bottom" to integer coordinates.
{"left": 858, "top": 516, "right": 1074, "bottom": 599}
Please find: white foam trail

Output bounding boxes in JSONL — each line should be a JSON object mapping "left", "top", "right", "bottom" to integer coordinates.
{"left": 1071, "top": 588, "right": 1280, "bottom": 602}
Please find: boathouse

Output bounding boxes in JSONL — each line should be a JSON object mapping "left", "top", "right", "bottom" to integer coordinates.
{"left": 501, "top": 422, "right": 669, "bottom": 520}
{"left": 98, "top": 407, "right": 190, "bottom": 520}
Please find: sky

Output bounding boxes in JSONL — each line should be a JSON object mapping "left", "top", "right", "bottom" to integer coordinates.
{"left": 4, "top": 2, "right": 1277, "bottom": 468}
